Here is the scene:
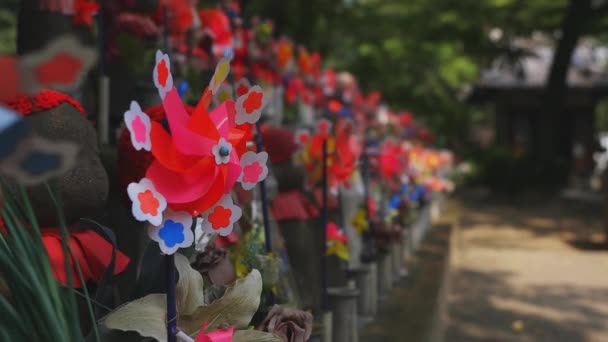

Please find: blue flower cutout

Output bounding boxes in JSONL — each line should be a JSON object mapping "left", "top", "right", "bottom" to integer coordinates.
{"left": 158, "top": 219, "right": 185, "bottom": 248}
{"left": 19, "top": 150, "right": 61, "bottom": 176}
{"left": 148, "top": 210, "right": 194, "bottom": 255}
{"left": 0, "top": 120, "right": 31, "bottom": 161}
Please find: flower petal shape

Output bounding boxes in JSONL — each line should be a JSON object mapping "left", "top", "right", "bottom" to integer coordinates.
{"left": 200, "top": 194, "right": 242, "bottom": 236}
{"left": 238, "top": 151, "right": 268, "bottom": 191}
{"left": 153, "top": 50, "right": 173, "bottom": 100}
{"left": 209, "top": 55, "right": 232, "bottom": 95}
{"left": 235, "top": 85, "right": 266, "bottom": 125}
{"left": 124, "top": 101, "right": 152, "bottom": 151}
{"left": 148, "top": 209, "right": 194, "bottom": 255}
{"left": 127, "top": 178, "right": 167, "bottom": 226}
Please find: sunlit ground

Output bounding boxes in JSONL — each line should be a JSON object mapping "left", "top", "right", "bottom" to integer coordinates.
{"left": 447, "top": 197, "right": 608, "bottom": 342}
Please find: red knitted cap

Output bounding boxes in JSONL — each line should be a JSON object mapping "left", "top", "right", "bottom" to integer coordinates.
{"left": 2, "top": 90, "right": 85, "bottom": 116}
{"left": 260, "top": 125, "right": 298, "bottom": 163}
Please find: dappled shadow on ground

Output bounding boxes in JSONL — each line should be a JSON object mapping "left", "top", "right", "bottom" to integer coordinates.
{"left": 457, "top": 196, "right": 605, "bottom": 250}
{"left": 361, "top": 224, "right": 452, "bottom": 342}
{"left": 447, "top": 196, "right": 608, "bottom": 342}
{"left": 447, "top": 269, "right": 608, "bottom": 342}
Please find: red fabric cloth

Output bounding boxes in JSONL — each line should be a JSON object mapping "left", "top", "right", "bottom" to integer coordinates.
{"left": 271, "top": 191, "right": 319, "bottom": 221}
{"left": 2, "top": 90, "right": 85, "bottom": 117}
{"left": 0, "top": 219, "right": 130, "bottom": 288}
{"left": 42, "top": 228, "right": 130, "bottom": 287}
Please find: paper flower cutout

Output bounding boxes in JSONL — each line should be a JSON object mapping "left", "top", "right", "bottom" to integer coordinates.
{"left": 200, "top": 195, "right": 242, "bottom": 236}
{"left": 235, "top": 85, "right": 265, "bottom": 125}
{"left": 127, "top": 178, "right": 167, "bottom": 226}
{"left": 18, "top": 35, "right": 96, "bottom": 94}
{"left": 148, "top": 209, "right": 194, "bottom": 255}
{"left": 195, "top": 322, "right": 235, "bottom": 342}
{"left": 124, "top": 101, "right": 151, "bottom": 151}
{"left": 238, "top": 151, "right": 269, "bottom": 190}
{"left": 1, "top": 136, "right": 78, "bottom": 185}
{"left": 212, "top": 137, "right": 233, "bottom": 165}
{"left": 316, "top": 119, "right": 332, "bottom": 135}
{"left": 0, "top": 107, "right": 79, "bottom": 185}
{"left": 235, "top": 78, "right": 251, "bottom": 97}
{"left": 153, "top": 50, "right": 173, "bottom": 100}
{"left": 294, "top": 129, "right": 310, "bottom": 145}
{"left": 209, "top": 55, "right": 232, "bottom": 95}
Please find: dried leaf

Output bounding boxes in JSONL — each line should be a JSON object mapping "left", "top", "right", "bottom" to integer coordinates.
{"left": 175, "top": 253, "right": 206, "bottom": 315}
{"left": 103, "top": 293, "right": 167, "bottom": 342}
{"left": 178, "top": 269, "right": 262, "bottom": 335}
{"left": 232, "top": 330, "right": 282, "bottom": 342}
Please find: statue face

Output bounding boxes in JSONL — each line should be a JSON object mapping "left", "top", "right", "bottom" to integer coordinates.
{"left": 23, "top": 103, "right": 109, "bottom": 226}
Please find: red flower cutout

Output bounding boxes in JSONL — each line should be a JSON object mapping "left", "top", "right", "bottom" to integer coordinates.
{"left": 139, "top": 190, "right": 160, "bottom": 216}
{"left": 208, "top": 206, "right": 232, "bottom": 230}
{"left": 157, "top": 59, "right": 169, "bottom": 87}
{"left": 243, "top": 91, "right": 263, "bottom": 114}
{"left": 73, "top": 0, "right": 100, "bottom": 27}
{"left": 35, "top": 53, "right": 84, "bottom": 85}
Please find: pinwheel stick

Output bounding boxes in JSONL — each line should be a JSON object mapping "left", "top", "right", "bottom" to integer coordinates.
{"left": 321, "top": 139, "right": 329, "bottom": 312}
{"left": 255, "top": 122, "right": 272, "bottom": 254}
{"left": 166, "top": 254, "right": 178, "bottom": 342}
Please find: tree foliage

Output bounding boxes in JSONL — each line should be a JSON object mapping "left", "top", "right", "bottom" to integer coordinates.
{"left": 243, "top": 0, "right": 574, "bottom": 150}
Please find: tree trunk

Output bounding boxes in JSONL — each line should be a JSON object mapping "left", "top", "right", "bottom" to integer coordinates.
{"left": 540, "top": 0, "right": 592, "bottom": 162}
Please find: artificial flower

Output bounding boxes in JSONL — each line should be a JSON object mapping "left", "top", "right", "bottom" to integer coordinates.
{"left": 238, "top": 151, "right": 269, "bottom": 190}
{"left": 200, "top": 194, "right": 242, "bottom": 236}
{"left": 124, "top": 101, "right": 152, "bottom": 151}
{"left": 212, "top": 137, "right": 233, "bottom": 165}
{"left": 127, "top": 178, "right": 167, "bottom": 226}
{"left": 235, "top": 85, "right": 266, "bottom": 125}
{"left": 148, "top": 209, "right": 194, "bottom": 255}
{"left": 153, "top": 50, "right": 173, "bottom": 100}
{"left": 257, "top": 305, "right": 313, "bottom": 342}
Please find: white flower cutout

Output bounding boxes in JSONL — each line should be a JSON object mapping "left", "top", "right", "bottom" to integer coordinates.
{"left": 209, "top": 55, "right": 232, "bottom": 95}
{"left": 213, "top": 83, "right": 234, "bottom": 106}
{"left": 148, "top": 209, "right": 194, "bottom": 255}
{"left": 123, "top": 101, "right": 152, "bottom": 151}
{"left": 127, "top": 178, "right": 167, "bottom": 226}
{"left": 234, "top": 78, "right": 251, "bottom": 97}
{"left": 238, "top": 151, "right": 269, "bottom": 190}
{"left": 201, "top": 194, "right": 242, "bottom": 236}
{"left": 235, "top": 85, "right": 266, "bottom": 125}
{"left": 212, "top": 137, "right": 233, "bottom": 165}
{"left": 153, "top": 50, "right": 174, "bottom": 100}
{"left": 317, "top": 119, "right": 332, "bottom": 135}
{"left": 294, "top": 129, "right": 310, "bottom": 145}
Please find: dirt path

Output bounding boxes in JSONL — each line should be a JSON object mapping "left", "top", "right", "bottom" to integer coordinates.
{"left": 446, "top": 197, "right": 608, "bottom": 342}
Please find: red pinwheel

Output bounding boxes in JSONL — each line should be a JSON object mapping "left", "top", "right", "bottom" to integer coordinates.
{"left": 123, "top": 50, "right": 268, "bottom": 254}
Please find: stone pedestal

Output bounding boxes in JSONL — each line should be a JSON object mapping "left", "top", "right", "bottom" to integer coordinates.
{"left": 391, "top": 242, "right": 404, "bottom": 281}
{"left": 377, "top": 253, "right": 393, "bottom": 296}
{"left": 348, "top": 264, "right": 376, "bottom": 324}
{"left": 328, "top": 287, "right": 360, "bottom": 342}
{"left": 278, "top": 219, "right": 323, "bottom": 313}
{"left": 310, "top": 312, "right": 333, "bottom": 342}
